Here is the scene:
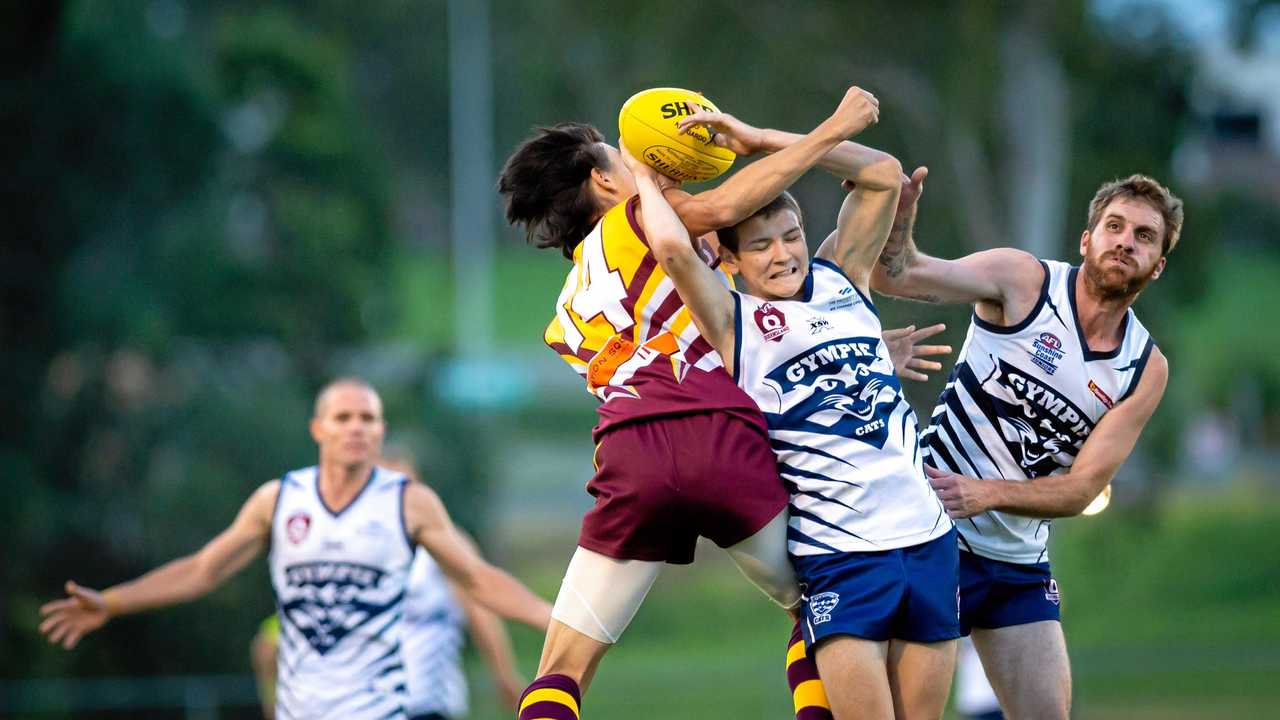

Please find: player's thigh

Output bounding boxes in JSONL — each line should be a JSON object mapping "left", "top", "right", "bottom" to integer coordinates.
{"left": 812, "top": 636, "right": 894, "bottom": 720}
{"left": 543, "top": 547, "right": 664, "bottom": 690}
{"left": 886, "top": 638, "right": 957, "bottom": 720}
{"left": 971, "top": 621, "right": 1070, "bottom": 720}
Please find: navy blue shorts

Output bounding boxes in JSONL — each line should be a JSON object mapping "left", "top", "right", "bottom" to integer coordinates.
{"left": 959, "top": 550, "right": 1061, "bottom": 635}
{"left": 794, "top": 528, "right": 960, "bottom": 645}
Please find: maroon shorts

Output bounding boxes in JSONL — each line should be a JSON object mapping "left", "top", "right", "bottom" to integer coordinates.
{"left": 578, "top": 412, "right": 789, "bottom": 565}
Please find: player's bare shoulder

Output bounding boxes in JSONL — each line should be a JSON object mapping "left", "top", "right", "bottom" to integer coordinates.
{"left": 971, "top": 247, "right": 1046, "bottom": 326}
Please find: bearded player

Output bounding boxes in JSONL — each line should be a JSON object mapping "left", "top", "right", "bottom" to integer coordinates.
{"left": 497, "top": 86, "right": 888, "bottom": 720}
{"left": 871, "top": 171, "right": 1178, "bottom": 719}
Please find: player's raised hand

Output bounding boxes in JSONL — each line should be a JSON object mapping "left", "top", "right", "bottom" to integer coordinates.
{"left": 896, "top": 166, "right": 928, "bottom": 219}
{"left": 676, "top": 107, "right": 765, "bottom": 156}
{"left": 617, "top": 138, "right": 663, "bottom": 185}
{"left": 39, "top": 581, "right": 112, "bottom": 649}
{"left": 883, "top": 323, "right": 951, "bottom": 382}
{"left": 829, "top": 86, "right": 880, "bottom": 138}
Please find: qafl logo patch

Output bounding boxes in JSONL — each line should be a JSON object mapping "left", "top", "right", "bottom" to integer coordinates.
{"left": 1029, "top": 332, "right": 1066, "bottom": 375}
{"left": 286, "top": 511, "right": 312, "bottom": 544}
{"left": 809, "top": 592, "right": 840, "bottom": 624}
{"left": 754, "top": 303, "right": 790, "bottom": 342}
{"left": 1088, "top": 379, "right": 1115, "bottom": 409}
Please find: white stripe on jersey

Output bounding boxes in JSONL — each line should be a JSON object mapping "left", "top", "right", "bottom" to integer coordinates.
{"left": 402, "top": 548, "right": 469, "bottom": 718}
{"left": 922, "top": 259, "right": 1156, "bottom": 564}
{"left": 270, "top": 466, "right": 413, "bottom": 720}
{"left": 734, "top": 260, "right": 951, "bottom": 556}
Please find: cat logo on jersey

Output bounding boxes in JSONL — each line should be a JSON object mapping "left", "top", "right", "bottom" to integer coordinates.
{"left": 983, "top": 359, "right": 1095, "bottom": 475}
{"left": 286, "top": 511, "right": 311, "bottom": 544}
{"left": 809, "top": 592, "right": 840, "bottom": 624}
{"left": 763, "top": 337, "right": 902, "bottom": 448}
{"left": 281, "top": 561, "right": 397, "bottom": 654}
{"left": 755, "top": 303, "right": 789, "bottom": 342}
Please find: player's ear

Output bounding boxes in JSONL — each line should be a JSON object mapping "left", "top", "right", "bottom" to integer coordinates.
{"left": 1079, "top": 230, "right": 1091, "bottom": 259}
{"left": 1151, "top": 255, "right": 1166, "bottom": 280}
{"left": 719, "top": 247, "right": 741, "bottom": 275}
{"left": 308, "top": 417, "right": 322, "bottom": 444}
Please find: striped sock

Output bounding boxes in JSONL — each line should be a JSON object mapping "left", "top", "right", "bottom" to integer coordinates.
{"left": 517, "top": 673, "right": 581, "bottom": 720}
{"left": 786, "top": 620, "right": 833, "bottom": 720}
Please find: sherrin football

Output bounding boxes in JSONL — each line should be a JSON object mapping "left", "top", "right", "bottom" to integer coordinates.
{"left": 618, "top": 87, "right": 736, "bottom": 183}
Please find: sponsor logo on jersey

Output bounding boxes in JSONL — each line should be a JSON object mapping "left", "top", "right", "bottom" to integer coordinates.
{"left": 1088, "top": 379, "right": 1115, "bottom": 409}
{"left": 980, "top": 359, "right": 1095, "bottom": 476}
{"left": 754, "top": 303, "right": 790, "bottom": 342}
{"left": 808, "top": 317, "right": 833, "bottom": 335}
{"left": 762, "top": 337, "right": 901, "bottom": 448}
{"left": 286, "top": 511, "right": 311, "bottom": 544}
{"left": 1028, "top": 332, "right": 1066, "bottom": 375}
{"left": 827, "top": 285, "right": 857, "bottom": 311}
{"left": 1044, "top": 578, "right": 1061, "bottom": 605}
{"left": 810, "top": 592, "right": 840, "bottom": 624}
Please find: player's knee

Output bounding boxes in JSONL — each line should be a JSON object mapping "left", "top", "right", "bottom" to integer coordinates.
{"left": 726, "top": 512, "right": 801, "bottom": 609}
{"left": 550, "top": 547, "right": 661, "bottom": 644}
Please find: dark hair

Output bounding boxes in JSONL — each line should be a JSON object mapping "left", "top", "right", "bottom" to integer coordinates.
{"left": 1087, "top": 174, "right": 1184, "bottom": 255}
{"left": 497, "top": 123, "right": 611, "bottom": 259}
{"left": 717, "top": 191, "right": 805, "bottom": 253}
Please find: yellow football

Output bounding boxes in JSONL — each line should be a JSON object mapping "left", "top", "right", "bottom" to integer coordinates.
{"left": 618, "top": 87, "right": 736, "bottom": 183}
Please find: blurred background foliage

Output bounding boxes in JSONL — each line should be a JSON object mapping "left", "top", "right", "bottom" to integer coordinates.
{"left": 3, "top": 0, "right": 1279, "bottom": 717}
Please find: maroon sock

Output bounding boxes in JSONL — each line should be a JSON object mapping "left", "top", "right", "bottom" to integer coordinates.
{"left": 517, "top": 673, "right": 582, "bottom": 720}
{"left": 787, "top": 620, "right": 834, "bottom": 720}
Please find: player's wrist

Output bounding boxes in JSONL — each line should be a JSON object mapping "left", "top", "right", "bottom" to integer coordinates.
{"left": 101, "top": 589, "right": 124, "bottom": 617}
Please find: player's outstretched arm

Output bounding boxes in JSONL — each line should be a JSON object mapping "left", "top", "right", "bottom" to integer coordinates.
{"left": 39, "top": 480, "right": 278, "bottom": 649}
{"left": 440, "top": 530, "right": 525, "bottom": 711}
{"left": 664, "top": 85, "right": 881, "bottom": 238}
{"left": 928, "top": 348, "right": 1168, "bottom": 518}
{"left": 619, "top": 140, "right": 737, "bottom": 369}
{"left": 871, "top": 167, "right": 1043, "bottom": 308}
{"left": 405, "top": 482, "right": 551, "bottom": 632}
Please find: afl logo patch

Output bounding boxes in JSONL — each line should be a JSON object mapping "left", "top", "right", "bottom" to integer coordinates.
{"left": 754, "top": 303, "right": 790, "bottom": 342}
{"left": 286, "top": 511, "right": 311, "bottom": 544}
{"left": 1029, "top": 332, "right": 1066, "bottom": 375}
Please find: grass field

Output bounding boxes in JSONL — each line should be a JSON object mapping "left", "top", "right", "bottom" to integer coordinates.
{"left": 458, "top": 487, "right": 1280, "bottom": 720}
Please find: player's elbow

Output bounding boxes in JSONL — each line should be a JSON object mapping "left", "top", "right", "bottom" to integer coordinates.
{"left": 862, "top": 154, "right": 903, "bottom": 191}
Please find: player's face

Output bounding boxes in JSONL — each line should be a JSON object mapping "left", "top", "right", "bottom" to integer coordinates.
{"left": 311, "top": 386, "right": 385, "bottom": 468}
{"left": 1080, "top": 197, "right": 1167, "bottom": 301}
{"left": 724, "top": 210, "right": 809, "bottom": 300}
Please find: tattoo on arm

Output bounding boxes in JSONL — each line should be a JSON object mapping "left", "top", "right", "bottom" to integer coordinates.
{"left": 879, "top": 218, "right": 917, "bottom": 279}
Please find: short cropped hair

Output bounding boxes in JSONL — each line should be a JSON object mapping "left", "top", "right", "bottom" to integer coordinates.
{"left": 497, "top": 123, "right": 611, "bottom": 259}
{"left": 313, "top": 377, "right": 379, "bottom": 418}
{"left": 718, "top": 191, "right": 805, "bottom": 253}
{"left": 1086, "top": 174, "right": 1184, "bottom": 255}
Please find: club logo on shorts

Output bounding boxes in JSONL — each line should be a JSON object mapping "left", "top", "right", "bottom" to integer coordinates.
{"left": 754, "top": 303, "right": 790, "bottom": 342}
{"left": 1044, "top": 578, "right": 1061, "bottom": 605}
{"left": 286, "top": 511, "right": 311, "bottom": 544}
{"left": 1028, "top": 332, "right": 1066, "bottom": 375}
{"left": 810, "top": 591, "right": 840, "bottom": 624}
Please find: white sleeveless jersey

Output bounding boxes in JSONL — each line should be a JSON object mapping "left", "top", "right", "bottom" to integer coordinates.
{"left": 270, "top": 466, "right": 414, "bottom": 720}
{"left": 734, "top": 259, "right": 951, "bottom": 556}
{"left": 402, "top": 547, "right": 468, "bottom": 719}
{"left": 921, "top": 260, "right": 1156, "bottom": 564}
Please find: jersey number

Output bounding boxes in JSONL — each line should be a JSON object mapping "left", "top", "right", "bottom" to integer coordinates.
{"left": 558, "top": 235, "right": 632, "bottom": 352}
